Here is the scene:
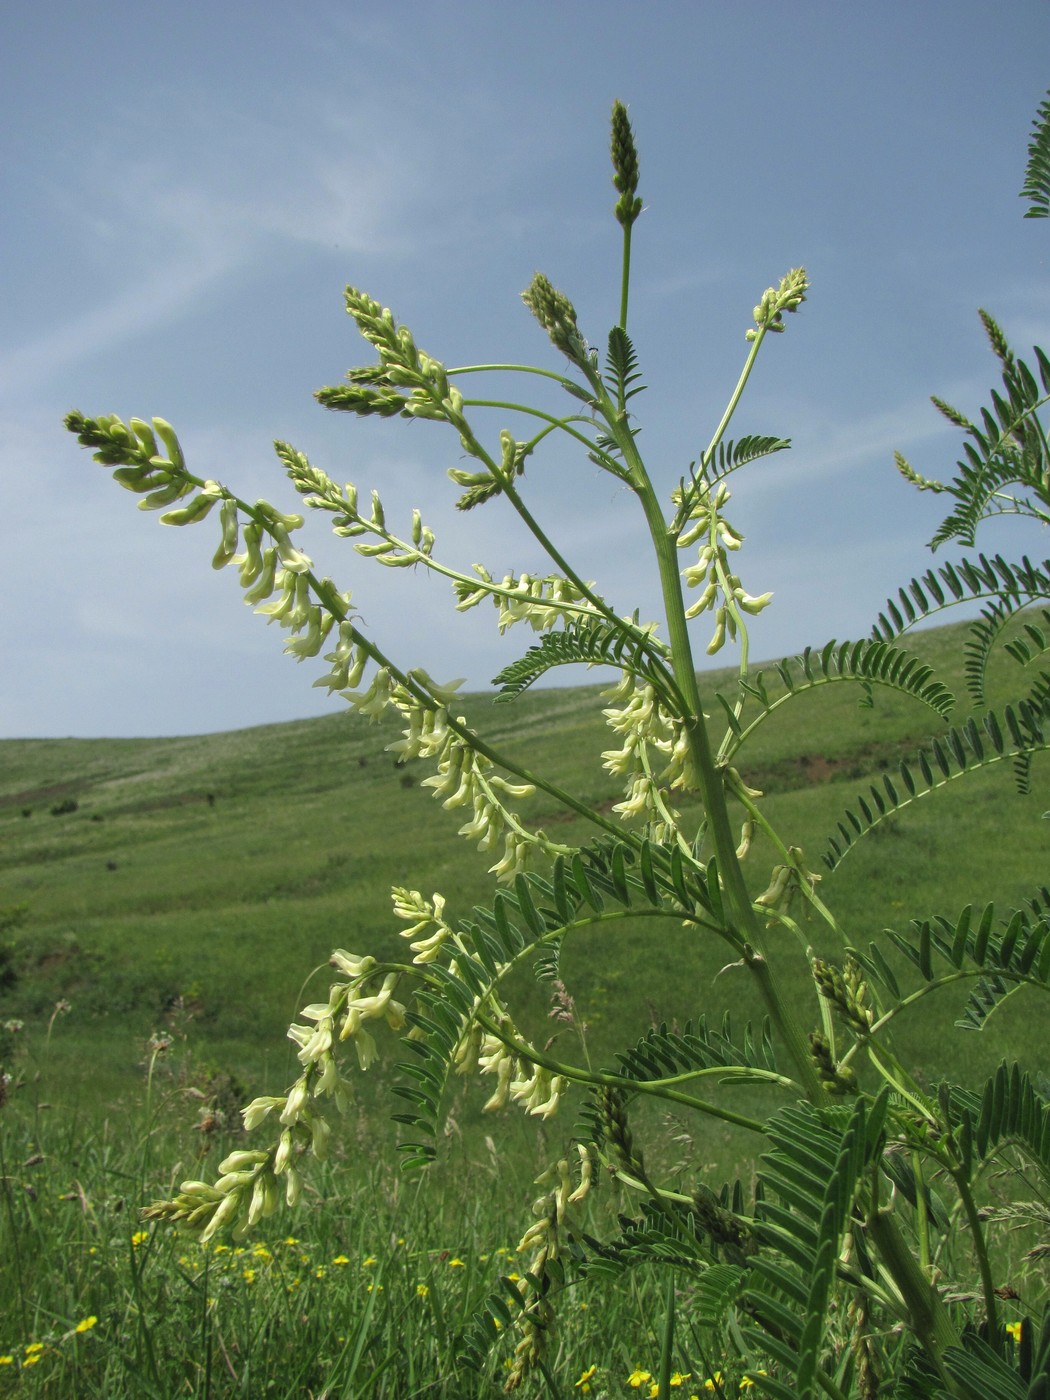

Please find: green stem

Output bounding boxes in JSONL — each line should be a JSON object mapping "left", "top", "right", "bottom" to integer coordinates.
{"left": 473, "top": 1010, "right": 769, "bottom": 1133}
{"left": 950, "top": 1165, "right": 998, "bottom": 1331}
{"left": 674, "top": 326, "right": 771, "bottom": 532}
{"left": 460, "top": 397, "right": 627, "bottom": 476}
{"left": 866, "top": 1203, "right": 961, "bottom": 1387}
{"left": 657, "top": 1264, "right": 674, "bottom": 1400}
{"left": 619, "top": 221, "right": 633, "bottom": 338}
{"left": 618, "top": 442, "right": 824, "bottom": 1099}
{"left": 912, "top": 1149, "right": 931, "bottom": 1277}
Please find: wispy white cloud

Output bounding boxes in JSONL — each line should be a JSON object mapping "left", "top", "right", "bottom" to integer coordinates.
{"left": 2, "top": 95, "right": 431, "bottom": 400}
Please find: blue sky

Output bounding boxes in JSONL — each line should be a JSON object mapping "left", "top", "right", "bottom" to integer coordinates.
{"left": 3, "top": 0, "right": 1049, "bottom": 738}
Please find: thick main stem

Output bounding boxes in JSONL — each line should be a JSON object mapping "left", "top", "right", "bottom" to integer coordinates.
{"left": 624, "top": 452, "right": 825, "bottom": 1101}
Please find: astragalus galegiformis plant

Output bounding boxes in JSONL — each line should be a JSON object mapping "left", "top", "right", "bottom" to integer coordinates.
{"left": 66, "top": 105, "right": 1050, "bottom": 1399}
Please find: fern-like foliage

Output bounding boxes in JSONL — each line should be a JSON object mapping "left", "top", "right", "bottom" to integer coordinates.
{"left": 721, "top": 637, "right": 954, "bottom": 752}
{"left": 898, "top": 1313, "right": 1050, "bottom": 1400}
{"left": 849, "top": 899, "right": 1050, "bottom": 1032}
{"left": 611, "top": 1014, "right": 781, "bottom": 1087}
{"left": 576, "top": 1199, "right": 716, "bottom": 1278}
{"left": 1021, "top": 88, "right": 1050, "bottom": 218}
{"left": 872, "top": 554, "right": 1050, "bottom": 646}
{"left": 893, "top": 314, "right": 1050, "bottom": 551}
{"left": 823, "top": 695, "right": 1050, "bottom": 869}
{"left": 701, "top": 434, "right": 791, "bottom": 484}
{"left": 950, "top": 1062, "right": 1050, "bottom": 1187}
{"left": 739, "top": 1094, "right": 889, "bottom": 1400}
{"left": 491, "top": 614, "right": 671, "bottom": 702}
{"left": 606, "top": 325, "right": 646, "bottom": 408}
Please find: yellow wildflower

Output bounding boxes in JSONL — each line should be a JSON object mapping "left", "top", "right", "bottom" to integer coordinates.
{"left": 575, "top": 1363, "right": 598, "bottom": 1392}
{"left": 1007, "top": 1321, "right": 1023, "bottom": 1343}
{"left": 628, "top": 1370, "right": 652, "bottom": 1389}
{"left": 332, "top": 1255, "right": 351, "bottom": 1266}
{"left": 131, "top": 1230, "right": 149, "bottom": 1246}
{"left": 74, "top": 1316, "right": 98, "bottom": 1334}
{"left": 416, "top": 1284, "right": 430, "bottom": 1298}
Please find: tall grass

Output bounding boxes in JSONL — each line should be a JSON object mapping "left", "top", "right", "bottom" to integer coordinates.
{"left": 1, "top": 1063, "right": 748, "bottom": 1399}
{"left": 1, "top": 620, "right": 1045, "bottom": 1394}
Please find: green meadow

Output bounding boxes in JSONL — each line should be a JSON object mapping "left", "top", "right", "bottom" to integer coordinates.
{"left": 0, "top": 617, "right": 1045, "bottom": 1394}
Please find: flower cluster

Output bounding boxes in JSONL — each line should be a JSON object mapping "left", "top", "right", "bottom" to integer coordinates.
{"left": 476, "top": 1020, "right": 568, "bottom": 1118}
{"left": 144, "top": 955, "right": 405, "bottom": 1242}
{"left": 521, "top": 273, "right": 589, "bottom": 366}
{"left": 677, "top": 479, "right": 772, "bottom": 654}
{"left": 454, "top": 565, "right": 597, "bottom": 634}
{"left": 504, "top": 1149, "right": 593, "bottom": 1391}
{"left": 600, "top": 674, "right": 694, "bottom": 839}
{"left": 315, "top": 288, "right": 460, "bottom": 424}
{"left": 351, "top": 669, "right": 567, "bottom": 882}
{"left": 745, "top": 266, "right": 808, "bottom": 341}
{"left": 0, "top": 1318, "right": 97, "bottom": 1374}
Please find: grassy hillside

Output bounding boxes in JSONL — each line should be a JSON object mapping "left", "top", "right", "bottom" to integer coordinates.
{"left": 0, "top": 618, "right": 1046, "bottom": 1135}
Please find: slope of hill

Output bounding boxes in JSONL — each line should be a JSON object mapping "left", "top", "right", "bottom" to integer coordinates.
{"left": 1, "top": 619, "right": 1045, "bottom": 1118}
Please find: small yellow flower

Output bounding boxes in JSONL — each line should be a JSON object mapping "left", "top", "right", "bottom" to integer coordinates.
{"left": 366, "top": 1282, "right": 383, "bottom": 1293}
{"left": 448, "top": 1257, "right": 465, "bottom": 1268}
{"left": 74, "top": 1316, "right": 98, "bottom": 1334}
{"left": 628, "top": 1370, "right": 652, "bottom": 1389}
{"left": 242, "top": 1268, "right": 256, "bottom": 1284}
{"left": 1007, "top": 1321, "right": 1023, "bottom": 1343}
{"left": 704, "top": 1376, "right": 725, "bottom": 1394}
{"left": 361, "top": 1255, "right": 376, "bottom": 1267}
{"left": 22, "top": 1354, "right": 42, "bottom": 1368}
{"left": 575, "top": 1363, "right": 598, "bottom": 1392}
{"left": 24, "top": 1344, "right": 44, "bottom": 1356}
{"left": 131, "top": 1230, "right": 149, "bottom": 1246}
{"left": 416, "top": 1284, "right": 430, "bottom": 1298}
{"left": 0, "top": 1356, "right": 14, "bottom": 1365}
{"left": 282, "top": 1235, "right": 300, "bottom": 1246}
{"left": 332, "top": 1255, "right": 351, "bottom": 1266}
{"left": 671, "top": 1375, "right": 692, "bottom": 1388}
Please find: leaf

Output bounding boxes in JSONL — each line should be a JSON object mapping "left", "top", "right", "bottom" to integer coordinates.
{"left": 491, "top": 615, "right": 669, "bottom": 701}
{"left": 822, "top": 693, "right": 1050, "bottom": 869}
{"left": 1022, "top": 89, "right": 1050, "bottom": 217}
